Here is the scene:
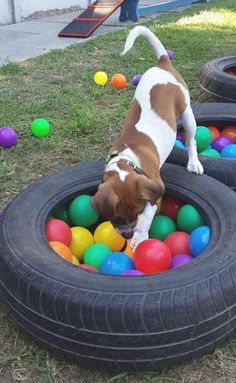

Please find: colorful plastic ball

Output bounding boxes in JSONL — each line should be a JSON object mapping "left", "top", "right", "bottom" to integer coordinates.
{"left": 189, "top": 225, "right": 210, "bottom": 257}
{"left": 177, "top": 204, "right": 205, "bottom": 233}
{"left": 45, "top": 218, "right": 72, "bottom": 246}
{"left": 79, "top": 264, "right": 97, "bottom": 272}
{"left": 134, "top": 239, "right": 171, "bottom": 274}
{"left": 208, "top": 126, "right": 220, "bottom": 141}
{"left": 211, "top": 136, "right": 233, "bottom": 152}
{"left": 111, "top": 73, "right": 127, "bottom": 89}
{"left": 83, "top": 243, "right": 111, "bottom": 269}
{"left": 221, "top": 125, "right": 236, "bottom": 143}
{"left": 166, "top": 49, "right": 174, "bottom": 60}
{"left": 171, "top": 254, "right": 193, "bottom": 269}
{"left": 122, "top": 270, "right": 145, "bottom": 276}
{"left": 200, "top": 147, "right": 221, "bottom": 158}
{"left": 53, "top": 205, "right": 70, "bottom": 225}
{"left": 176, "top": 130, "right": 184, "bottom": 143}
{"left": 94, "top": 221, "right": 126, "bottom": 252}
{"left": 100, "top": 252, "right": 134, "bottom": 275}
{"left": 70, "top": 227, "right": 94, "bottom": 260}
{"left": 31, "top": 118, "right": 50, "bottom": 137}
{"left": 149, "top": 214, "right": 176, "bottom": 241}
{"left": 68, "top": 195, "right": 99, "bottom": 228}
{"left": 195, "top": 126, "right": 212, "bottom": 151}
{"left": 132, "top": 74, "right": 142, "bottom": 86}
{"left": 94, "top": 71, "right": 108, "bottom": 86}
{"left": 0, "top": 127, "right": 17, "bottom": 148}
{"left": 72, "top": 255, "right": 80, "bottom": 265}
{"left": 221, "top": 144, "right": 236, "bottom": 158}
{"left": 161, "top": 195, "right": 184, "bottom": 222}
{"left": 49, "top": 241, "right": 73, "bottom": 263}
{"left": 164, "top": 231, "right": 191, "bottom": 257}
{"left": 175, "top": 139, "right": 185, "bottom": 149}
{"left": 124, "top": 244, "right": 134, "bottom": 258}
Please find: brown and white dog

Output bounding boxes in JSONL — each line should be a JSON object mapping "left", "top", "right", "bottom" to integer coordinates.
{"left": 92, "top": 26, "right": 203, "bottom": 249}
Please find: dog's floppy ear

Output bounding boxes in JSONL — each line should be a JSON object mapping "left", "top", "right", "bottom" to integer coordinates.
{"left": 137, "top": 175, "right": 165, "bottom": 205}
{"left": 91, "top": 183, "right": 120, "bottom": 220}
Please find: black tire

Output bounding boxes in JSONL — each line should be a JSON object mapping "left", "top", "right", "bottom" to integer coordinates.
{"left": 1, "top": 161, "right": 236, "bottom": 372}
{"left": 167, "top": 103, "right": 236, "bottom": 190}
{"left": 197, "top": 56, "right": 236, "bottom": 103}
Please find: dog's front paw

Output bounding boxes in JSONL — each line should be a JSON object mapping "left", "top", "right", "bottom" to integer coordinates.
{"left": 130, "top": 230, "right": 149, "bottom": 251}
{"left": 187, "top": 159, "right": 204, "bottom": 175}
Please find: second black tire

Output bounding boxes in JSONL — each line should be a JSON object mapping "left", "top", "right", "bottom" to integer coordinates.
{"left": 167, "top": 103, "right": 236, "bottom": 190}
{"left": 197, "top": 56, "right": 236, "bottom": 103}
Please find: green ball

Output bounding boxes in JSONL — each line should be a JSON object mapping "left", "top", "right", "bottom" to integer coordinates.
{"left": 195, "top": 126, "right": 212, "bottom": 152}
{"left": 31, "top": 118, "right": 50, "bottom": 137}
{"left": 200, "top": 148, "right": 221, "bottom": 158}
{"left": 68, "top": 195, "right": 99, "bottom": 227}
{"left": 53, "top": 205, "right": 70, "bottom": 225}
{"left": 149, "top": 214, "right": 176, "bottom": 240}
{"left": 83, "top": 243, "right": 111, "bottom": 269}
{"left": 177, "top": 204, "right": 205, "bottom": 233}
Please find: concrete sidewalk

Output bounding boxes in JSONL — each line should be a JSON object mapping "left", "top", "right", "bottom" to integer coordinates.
{"left": 0, "top": 1, "right": 158, "bottom": 66}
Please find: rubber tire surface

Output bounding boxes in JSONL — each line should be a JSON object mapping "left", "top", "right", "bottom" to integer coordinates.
{"left": 1, "top": 161, "right": 236, "bottom": 372}
{"left": 167, "top": 103, "right": 236, "bottom": 190}
{"left": 197, "top": 56, "right": 236, "bottom": 103}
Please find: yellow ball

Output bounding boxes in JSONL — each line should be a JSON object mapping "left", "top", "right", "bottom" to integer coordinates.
{"left": 72, "top": 255, "right": 80, "bottom": 265}
{"left": 94, "top": 71, "right": 108, "bottom": 86}
{"left": 70, "top": 227, "right": 94, "bottom": 260}
{"left": 94, "top": 221, "right": 126, "bottom": 252}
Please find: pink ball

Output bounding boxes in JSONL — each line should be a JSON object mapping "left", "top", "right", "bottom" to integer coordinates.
{"left": 0, "top": 127, "right": 17, "bottom": 148}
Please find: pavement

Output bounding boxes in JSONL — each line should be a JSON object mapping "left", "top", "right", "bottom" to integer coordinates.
{"left": 0, "top": 0, "right": 162, "bottom": 66}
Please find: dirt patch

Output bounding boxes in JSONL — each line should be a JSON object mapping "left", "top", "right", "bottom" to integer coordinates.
{"left": 23, "top": 5, "right": 84, "bottom": 21}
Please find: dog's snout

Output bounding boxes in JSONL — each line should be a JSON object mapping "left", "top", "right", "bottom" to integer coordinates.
{"left": 118, "top": 228, "right": 134, "bottom": 240}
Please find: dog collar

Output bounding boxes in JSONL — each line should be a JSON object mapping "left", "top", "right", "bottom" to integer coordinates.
{"left": 105, "top": 151, "right": 147, "bottom": 177}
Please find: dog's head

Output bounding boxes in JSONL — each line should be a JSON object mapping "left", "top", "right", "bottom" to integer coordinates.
{"left": 91, "top": 165, "right": 164, "bottom": 239}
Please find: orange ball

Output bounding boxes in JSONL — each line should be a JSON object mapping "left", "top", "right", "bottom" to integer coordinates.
{"left": 49, "top": 241, "right": 73, "bottom": 263}
{"left": 221, "top": 125, "right": 236, "bottom": 143}
{"left": 111, "top": 73, "right": 127, "bottom": 89}
{"left": 124, "top": 244, "right": 134, "bottom": 258}
{"left": 208, "top": 126, "right": 220, "bottom": 141}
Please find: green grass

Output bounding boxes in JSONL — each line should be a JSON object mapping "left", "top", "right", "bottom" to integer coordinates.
{"left": 0, "top": 0, "right": 236, "bottom": 381}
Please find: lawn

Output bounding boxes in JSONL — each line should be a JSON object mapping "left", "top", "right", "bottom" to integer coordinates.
{"left": 0, "top": 0, "right": 236, "bottom": 381}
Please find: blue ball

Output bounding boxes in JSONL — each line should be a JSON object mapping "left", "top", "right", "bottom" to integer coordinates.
{"left": 189, "top": 225, "right": 210, "bottom": 257}
{"left": 99, "top": 252, "right": 134, "bottom": 275}
{"left": 175, "top": 139, "right": 185, "bottom": 150}
{"left": 221, "top": 144, "right": 236, "bottom": 158}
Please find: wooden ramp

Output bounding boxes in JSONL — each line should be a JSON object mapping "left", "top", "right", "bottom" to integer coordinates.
{"left": 58, "top": 0, "right": 124, "bottom": 38}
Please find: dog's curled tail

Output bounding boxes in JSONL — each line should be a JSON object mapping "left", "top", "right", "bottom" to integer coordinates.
{"left": 121, "top": 26, "right": 168, "bottom": 60}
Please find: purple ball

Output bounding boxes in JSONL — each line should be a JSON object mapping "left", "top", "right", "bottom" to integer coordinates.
{"left": 0, "top": 127, "right": 17, "bottom": 148}
{"left": 167, "top": 49, "right": 174, "bottom": 60}
{"left": 122, "top": 269, "right": 145, "bottom": 276}
{"left": 176, "top": 129, "right": 184, "bottom": 143}
{"left": 132, "top": 74, "right": 142, "bottom": 87}
{"left": 211, "top": 136, "right": 233, "bottom": 152}
{"left": 171, "top": 254, "right": 193, "bottom": 269}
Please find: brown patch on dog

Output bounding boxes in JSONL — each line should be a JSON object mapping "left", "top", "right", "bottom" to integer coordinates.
{"left": 109, "top": 99, "right": 160, "bottom": 180}
{"left": 158, "top": 55, "right": 188, "bottom": 88}
{"left": 150, "top": 83, "right": 187, "bottom": 131}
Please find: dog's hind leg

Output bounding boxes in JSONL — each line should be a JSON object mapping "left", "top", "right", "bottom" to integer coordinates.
{"left": 181, "top": 106, "right": 204, "bottom": 175}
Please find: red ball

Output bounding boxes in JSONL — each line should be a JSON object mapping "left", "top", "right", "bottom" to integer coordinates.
{"left": 45, "top": 218, "right": 72, "bottom": 246}
{"left": 164, "top": 231, "right": 191, "bottom": 257}
{"left": 79, "top": 264, "right": 98, "bottom": 272}
{"left": 134, "top": 239, "right": 171, "bottom": 274}
{"left": 161, "top": 195, "right": 184, "bottom": 221}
